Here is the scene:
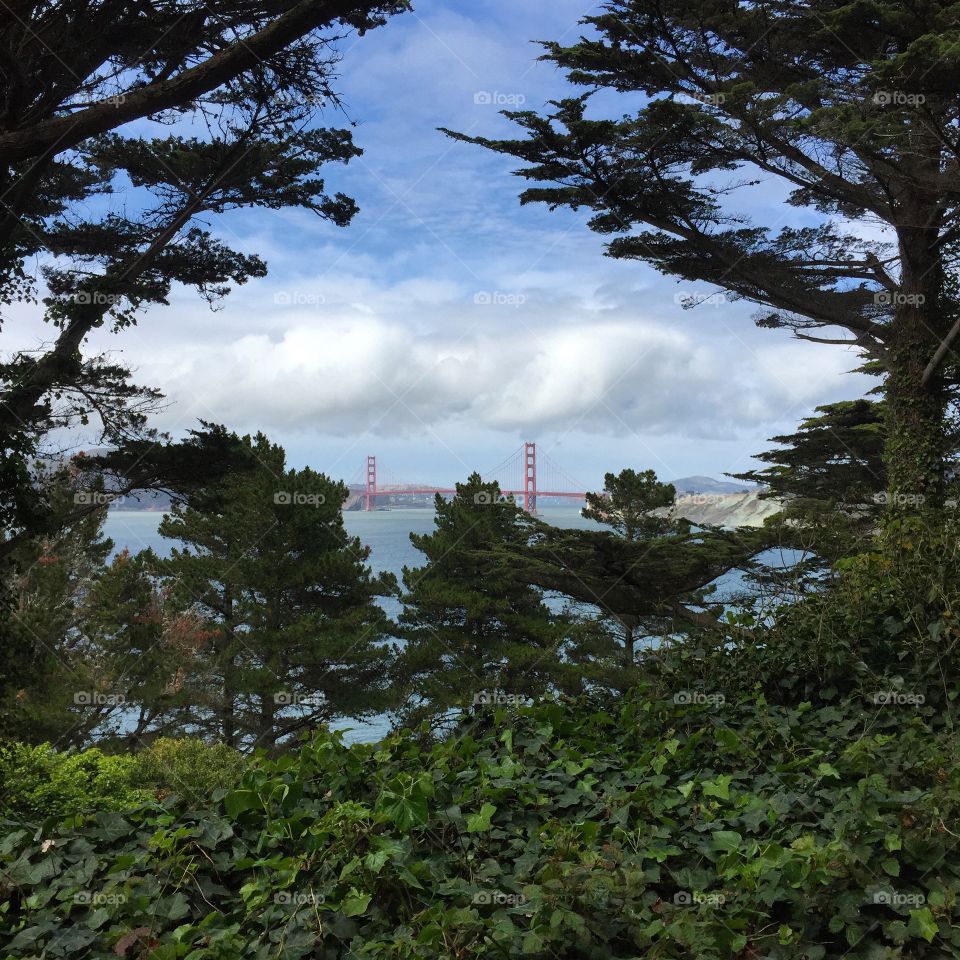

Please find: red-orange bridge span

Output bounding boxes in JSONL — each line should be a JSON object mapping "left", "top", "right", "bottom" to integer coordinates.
{"left": 357, "top": 442, "right": 588, "bottom": 513}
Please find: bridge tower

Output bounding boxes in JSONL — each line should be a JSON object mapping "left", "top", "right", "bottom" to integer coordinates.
{"left": 524, "top": 442, "right": 537, "bottom": 514}
{"left": 365, "top": 455, "right": 377, "bottom": 512}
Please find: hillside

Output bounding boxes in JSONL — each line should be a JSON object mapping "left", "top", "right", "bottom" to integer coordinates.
{"left": 662, "top": 489, "right": 783, "bottom": 527}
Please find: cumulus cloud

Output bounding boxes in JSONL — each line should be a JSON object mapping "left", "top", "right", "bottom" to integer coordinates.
{"left": 136, "top": 287, "right": 863, "bottom": 442}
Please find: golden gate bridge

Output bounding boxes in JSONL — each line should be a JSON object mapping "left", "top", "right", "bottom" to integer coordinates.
{"left": 353, "top": 442, "right": 589, "bottom": 513}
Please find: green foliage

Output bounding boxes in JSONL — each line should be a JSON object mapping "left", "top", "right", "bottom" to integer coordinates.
{"left": 445, "top": 0, "right": 960, "bottom": 500}
{"left": 154, "top": 432, "right": 399, "bottom": 749}
{"left": 397, "top": 474, "right": 570, "bottom": 722}
{"left": 133, "top": 739, "right": 245, "bottom": 805}
{"left": 0, "top": 743, "right": 146, "bottom": 823}
{"left": 582, "top": 468, "right": 676, "bottom": 540}
{"left": 3, "top": 693, "right": 960, "bottom": 958}
{"left": 732, "top": 399, "right": 886, "bottom": 514}
{"left": 0, "top": 738, "right": 245, "bottom": 824}
{"left": 681, "top": 509, "right": 960, "bottom": 710}
{"left": 0, "top": 473, "right": 114, "bottom": 742}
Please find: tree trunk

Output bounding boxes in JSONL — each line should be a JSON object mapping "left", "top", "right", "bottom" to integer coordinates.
{"left": 884, "top": 224, "right": 947, "bottom": 507}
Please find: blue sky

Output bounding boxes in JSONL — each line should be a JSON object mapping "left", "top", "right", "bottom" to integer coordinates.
{"left": 17, "top": 0, "right": 874, "bottom": 491}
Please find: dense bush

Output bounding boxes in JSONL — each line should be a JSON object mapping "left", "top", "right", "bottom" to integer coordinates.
{"left": 0, "top": 738, "right": 245, "bottom": 823}
{"left": 2, "top": 689, "right": 959, "bottom": 959}
{"left": 669, "top": 510, "right": 960, "bottom": 713}
{"left": 133, "top": 738, "right": 246, "bottom": 804}
{"left": 0, "top": 743, "right": 146, "bottom": 822}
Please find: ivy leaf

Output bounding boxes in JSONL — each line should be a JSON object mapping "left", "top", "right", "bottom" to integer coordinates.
{"left": 467, "top": 802, "right": 497, "bottom": 833}
{"left": 702, "top": 776, "right": 732, "bottom": 800}
{"left": 711, "top": 830, "right": 742, "bottom": 852}
{"left": 908, "top": 907, "right": 938, "bottom": 943}
{"left": 341, "top": 888, "right": 372, "bottom": 917}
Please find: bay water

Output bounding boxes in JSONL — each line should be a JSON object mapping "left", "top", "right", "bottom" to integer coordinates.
{"left": 102, "top": 508, "right": 768, "bottom": 743}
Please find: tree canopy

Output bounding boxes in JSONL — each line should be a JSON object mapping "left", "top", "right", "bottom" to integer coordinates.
{"left": 445, "top": 0, "right": 960, "bottom": 502}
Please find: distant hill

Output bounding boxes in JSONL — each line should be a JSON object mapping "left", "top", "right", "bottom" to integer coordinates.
{"left": 669, "top": 475, "right": 756, "bottom": 495}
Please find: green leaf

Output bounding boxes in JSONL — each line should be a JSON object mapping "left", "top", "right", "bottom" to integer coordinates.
{"left": 711, "top": 830, "right": 742, "bottom": 852}
{"left": 908, "top": 907, "right": 938, "bottom": 943}
{"left": 341, "top": 888, "right": 372, "bottom": 917}
{"left": 224, "top": 789, "right": 260, "bottom": 817}
{"left": 702, "top": 775, "right": 731, "bottom": 800}
{"left": 466, "top": 802, "right": 497, "bottom": 833}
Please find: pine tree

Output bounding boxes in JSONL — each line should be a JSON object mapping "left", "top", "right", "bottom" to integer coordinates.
{"left": 155, "top": 433, "right": 398, "bottom": 750}
{"left": 493, "top": 469, "right": 769, "bottom": 663}
{"left": 446, "top": 0, "right": 960, "bottom": 504}
{"left": 733, "top": 400, "right": 886, "bottom": 511}
{"left": 0, "top": 469, "right": 114, "bottom": 741}
{"left": 396, "top": 474, "right": 569, "bottom": 724}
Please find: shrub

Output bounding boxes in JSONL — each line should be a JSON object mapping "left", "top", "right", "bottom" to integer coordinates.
{"left": 133, "top": 737, "right": 245, "bottom": 803}
{"left": 0, "top": 742, "right": 147, "bottom": 822}
{"left": 2, "top": 693, "right": 960, "bottom": 958}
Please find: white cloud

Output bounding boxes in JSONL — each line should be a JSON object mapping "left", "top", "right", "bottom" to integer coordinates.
{"left": 132, "top": 282, "right": 865, "bottom": 443}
